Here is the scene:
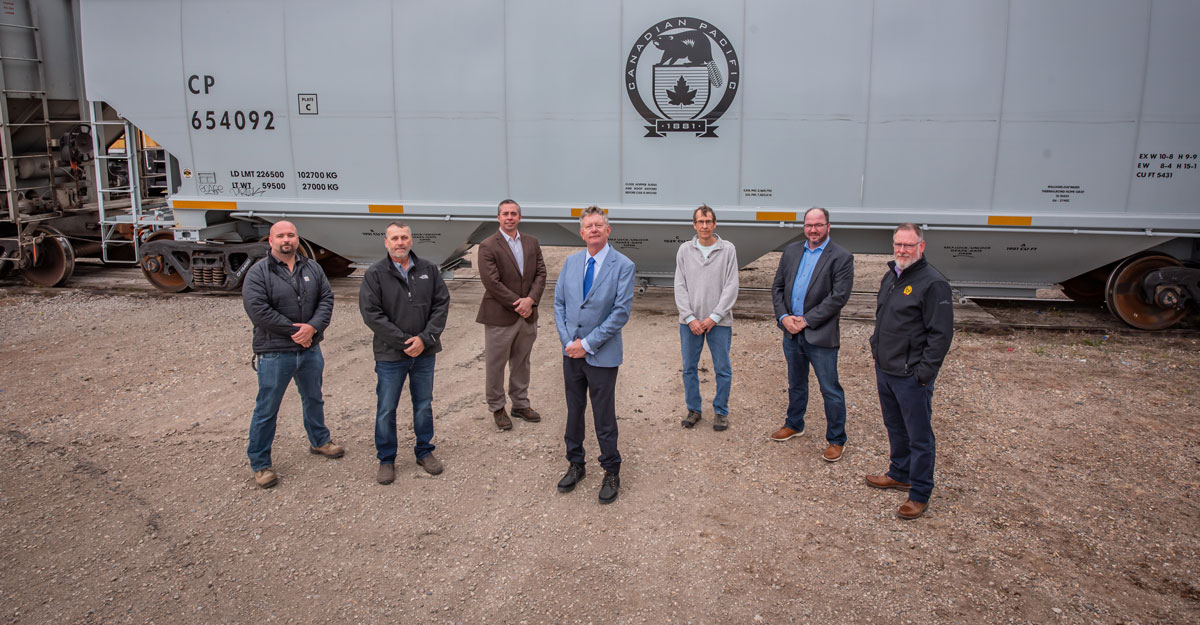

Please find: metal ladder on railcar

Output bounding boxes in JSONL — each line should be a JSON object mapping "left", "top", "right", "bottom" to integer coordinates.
{"left": 88, "top": 102, "right": 174, "bottom": 265}
{"left": 0, "top": 1, "right": 64, "bottom": 277}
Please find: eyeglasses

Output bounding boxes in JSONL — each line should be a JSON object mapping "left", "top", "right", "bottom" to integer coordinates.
{"left": 803, "top": 223, "right": 828, "bottom": 230}
{"left": 893, "top": 241, "right": 921, "bottom": 250}
{"left": 694, "top": 219, "right": 715, "bottom": 226}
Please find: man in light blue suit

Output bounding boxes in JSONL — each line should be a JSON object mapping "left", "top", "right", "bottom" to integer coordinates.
{"left": 553, "top": 205, "right": 636, "bottom": 505}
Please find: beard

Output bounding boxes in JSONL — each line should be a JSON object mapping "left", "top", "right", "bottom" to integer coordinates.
{"left": 894, "top": 256, "right": 915, "bottom": 271}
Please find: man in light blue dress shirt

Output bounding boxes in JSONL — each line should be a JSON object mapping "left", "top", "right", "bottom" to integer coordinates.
{"left": 769, "top": 208, "right": 855, "bottom": 462}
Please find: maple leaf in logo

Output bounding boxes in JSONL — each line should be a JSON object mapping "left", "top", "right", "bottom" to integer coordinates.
{"left": 666, "top": 75, "right": 696, "bottom": 106}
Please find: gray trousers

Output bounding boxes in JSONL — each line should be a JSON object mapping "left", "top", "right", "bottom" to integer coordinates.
{"left": 483, "top": 319, "right": 538, "bottom": 411}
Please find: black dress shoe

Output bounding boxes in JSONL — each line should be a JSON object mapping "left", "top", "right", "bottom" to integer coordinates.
{"left": 598, "top": 471, "right": 620, "bottom": 504}
{"left": 557, "top": 462, "right": 586, "bottom": 493}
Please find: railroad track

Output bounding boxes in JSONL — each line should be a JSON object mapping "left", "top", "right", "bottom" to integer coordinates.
{"left": 3, "top": 264, "right": 1197, "bottom": 337}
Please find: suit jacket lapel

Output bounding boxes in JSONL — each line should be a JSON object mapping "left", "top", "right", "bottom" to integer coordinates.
{"left": 493, "top": 232, "right": 523, "bottom": 275}
{"left": 804, "top": 245, "right": 833, "bottom": 307}
{"left": 521, "top": 237, "right": 536, "bottom": 279}
{"left": 784, "top": 246, "right": 802, "bottom": 304}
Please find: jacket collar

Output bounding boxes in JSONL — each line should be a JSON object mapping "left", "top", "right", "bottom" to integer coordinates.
{"left": 385, "top": 251, "right": 423, "bottom": 279}
{"left": 887, "top": 256, "right": 928, "bottom": 280}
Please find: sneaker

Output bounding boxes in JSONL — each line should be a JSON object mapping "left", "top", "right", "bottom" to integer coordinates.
{"left": 598, "top": 471, "right": 620, "bottom": 505}
{"left": 712, "top": 413, "right": 729, "bottom": 431}
{"left": 376, "top": 462, "right": 395, "bottom": 485}
{"left": 417, "top": 453, "right": 444, "bottom": 476}
{"left": 493, "top": 409, "right": 513, "bottom": 431}
{"left": 822, "top": 444, "right": 844, "bottom": 462}
{"left": 511, "top": 407, "right": 541, "bottom": 423}
{"left": 253, "top": 467, "right": 279, "bottom": 489}
{"left": 768, "top": 425, "right": 804, "bottom": 441}
{"left": 309, "top": 441, "right": 345, "bottom": 458}
{"left": 681, "top": 410, "right": 702, "bottom": 428}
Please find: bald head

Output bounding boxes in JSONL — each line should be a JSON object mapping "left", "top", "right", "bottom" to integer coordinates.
{"left": 268, "top": 220, "right": 299, "bottom": 260}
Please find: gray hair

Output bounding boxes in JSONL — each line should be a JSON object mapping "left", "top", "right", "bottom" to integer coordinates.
{"left": 497, "top": 199, "right": 520, "bottom": 215}
{"left": 386, "top": 221, "right": 411, "bottom": 233}
{"left": 894, "top": 222, "right": 924, "bottom": 241}
{"left": 578, "top": 205, "right": 608, "bottom": 227}
{"left": 693, "top": 204, "right": 716, "bottom": 223}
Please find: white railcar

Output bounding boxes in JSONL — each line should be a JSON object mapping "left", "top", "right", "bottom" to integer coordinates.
{"left": 65, "top": 0, "right": 1200, "bottom": 328}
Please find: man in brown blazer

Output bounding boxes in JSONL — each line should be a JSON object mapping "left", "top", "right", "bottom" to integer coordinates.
{"left": 476, "top": 199, "right": 548, "bottom": 430}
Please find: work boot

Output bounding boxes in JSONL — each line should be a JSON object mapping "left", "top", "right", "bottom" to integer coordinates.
{"left": 598, "top": 471, "right": 620, "bottom": 505}
{"left": 511, "top": 407, "right": 541, "bottom": 423}
{"left": 557, "top": 462, "right": 586, "bottom": 493}
{"left": 493, "top": 409, "right": 512, "bottom": 431}
{"left": 417, "top": 453, "right": 444, "bottom": 476}
{"left": 712, "top": 413, "right": 729, "bottom": 431}
{"left": 253, "top": 467, "right": 278, "bottom": 489}
{"left": 309, "top": 441, "right": 345, "bottom": 458}
{"left": 376, "top": 463, "right": 395, "bottom": 485}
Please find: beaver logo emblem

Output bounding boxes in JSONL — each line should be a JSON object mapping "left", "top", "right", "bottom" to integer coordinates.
{"left": 626, "top": 17, "right": 739, "bottom": 138}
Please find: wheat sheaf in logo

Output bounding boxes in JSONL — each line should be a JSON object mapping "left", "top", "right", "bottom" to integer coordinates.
{"left": 626, "top": 17, "right": 739, "bottom": 138}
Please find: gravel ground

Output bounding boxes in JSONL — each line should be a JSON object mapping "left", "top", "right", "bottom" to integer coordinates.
{"left": 0, "top": 247, "right": 1198, "bottom": 625}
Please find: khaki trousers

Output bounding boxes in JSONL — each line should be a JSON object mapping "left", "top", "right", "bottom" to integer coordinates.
{"left": 483, "top": 319, "right": 538, "bottom": 412}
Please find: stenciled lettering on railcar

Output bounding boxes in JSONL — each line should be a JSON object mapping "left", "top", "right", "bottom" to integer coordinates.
{"left": 626, "top": 17, "right": 739, "bottom": 138}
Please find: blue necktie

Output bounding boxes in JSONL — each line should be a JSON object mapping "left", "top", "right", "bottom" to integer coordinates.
{"left": 583, "top": 257, "right": 595, "bottom": 298}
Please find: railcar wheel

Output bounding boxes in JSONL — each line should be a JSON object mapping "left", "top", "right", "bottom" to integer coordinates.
{"left": 1104, "top": 253, "right": 1185, "bottom": 330}
{"left": 140, "top": 230, "right": 189, "bottom": 293}
{"left": 21, "top": 226, "right": 75, "bottom": 287}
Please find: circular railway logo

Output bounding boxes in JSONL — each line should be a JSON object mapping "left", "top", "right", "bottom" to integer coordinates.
{"left": 626, "top": 17, "right": 739, "bottom": 138}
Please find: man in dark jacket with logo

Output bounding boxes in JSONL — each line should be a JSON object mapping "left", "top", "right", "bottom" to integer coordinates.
{"left": 242, "top": 220, "right": 344, "bottom": 489}
{"left": 360, "top": 221, "right": 450, "bottom": 484}
{"left": 866, "top": 223, "right": 954, "bottom": 520}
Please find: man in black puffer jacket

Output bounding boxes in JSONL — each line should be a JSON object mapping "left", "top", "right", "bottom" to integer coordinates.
{"left": 359, "top": 221, "right": 450, "bottom": 484}
{"left": 865, "top": 223, "right": 953, "bottom": 520}
{"left": 242, "top": 221, "right": 344, "bottom": 489}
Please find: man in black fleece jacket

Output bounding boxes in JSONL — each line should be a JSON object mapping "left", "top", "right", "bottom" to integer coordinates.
{"left": 865, "top": 223, "right": 953, "bottom": 520}
{"left": 242, "top": 221, "right": 344, "bottom": 489}
{"left": 359, "top": 222, "right": 450, "bottom": 484}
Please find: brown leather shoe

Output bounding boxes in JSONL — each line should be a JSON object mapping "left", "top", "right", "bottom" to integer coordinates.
{"left": 897, "top": 499, "right": 928, "bottom": 520}
{"left": 822, "top": 444, "right": 844, "bottom": 462}
{"left": 417, "top": 453, "right": 444, "bottom": 476}
{"left": 253, "top": 468, "right": 278, "bottom": 488}
{"left": 309, "top": 441, "right": 345, "bottom": 458}
{"left": 768, "top": 426, "right": 803, "bottom": 441}
{"left": 493, "top": 409, "right": 513, "bottom": 431}
{"left": 511, "top": 407, "right": 541, "bottom": 423}
{"left": 376, "top": 462, "right": 395, "bottom": 485}
{"left": 865, "top": 474, "right": 911, "bottom": 490}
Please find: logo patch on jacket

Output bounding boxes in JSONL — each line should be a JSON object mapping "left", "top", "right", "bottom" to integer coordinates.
{"left": 304, "top": 276, "right": 310, "bottom": 282}
{"left": 903, "top": 285, "right": 913, "bottom": 295}
{"left": 418, "top": 274, "right": 429, "bottom": 280}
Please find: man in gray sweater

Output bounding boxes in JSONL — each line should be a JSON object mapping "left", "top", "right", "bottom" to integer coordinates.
{"left": 674, "top": 205, "right": 739, "bottom": 431}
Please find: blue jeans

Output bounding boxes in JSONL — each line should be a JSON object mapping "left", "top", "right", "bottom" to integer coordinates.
{"left": 876, "top": 366, "right": 937, "bottom": 503}
{"left": 375, "top": 355, "right": 436, "bottom": 463}
{"left": 679, "top": 324, "right": 732, "bottom": 416}
{"left": 247, "top": 345, "right": 330, "bottom": 471}
{"left": 782, "top": 333, "right": 847, "bottom": 445}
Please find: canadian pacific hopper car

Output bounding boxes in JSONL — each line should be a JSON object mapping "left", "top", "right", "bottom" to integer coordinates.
{"left": 64, "top": 0, "right": 1200, "bottom": 329}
